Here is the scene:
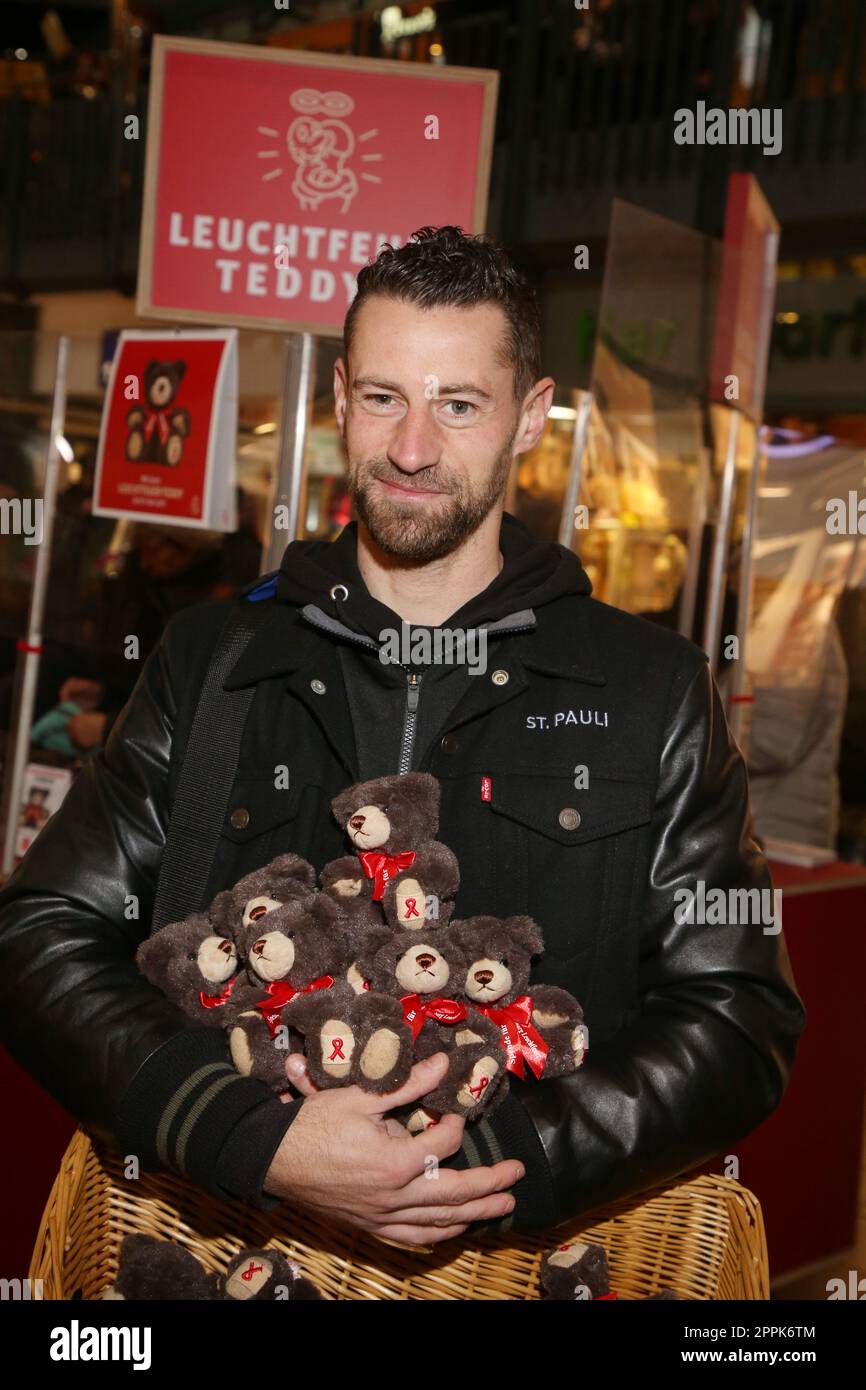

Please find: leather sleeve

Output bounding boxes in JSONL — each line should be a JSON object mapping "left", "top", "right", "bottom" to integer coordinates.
{"left": 501, "top": 649, "right": 807, "bottom": 1229}
{"left": 0, "top": 608, "right": 298, "bottom": 1207}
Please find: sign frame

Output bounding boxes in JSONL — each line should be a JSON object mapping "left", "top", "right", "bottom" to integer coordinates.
{"left": 137, "top": 34, "right": 499, "bottom": 336}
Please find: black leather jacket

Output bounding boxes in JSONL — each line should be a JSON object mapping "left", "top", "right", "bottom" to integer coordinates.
{"left": 0, "top": 520, "right": 807, "bottom": 1230}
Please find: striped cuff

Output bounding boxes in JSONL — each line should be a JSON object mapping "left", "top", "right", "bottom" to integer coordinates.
{"left": 113, "top": 1028, "right": 295, "bottom": 1206}
{"left": 441, "top": 1091, "right": 557, "bottom": 1234}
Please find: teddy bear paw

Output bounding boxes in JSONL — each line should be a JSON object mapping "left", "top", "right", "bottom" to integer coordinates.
{"left": 571, "top": 1025, "right": 587, "bottom": 1066}
{"left": 405, "top": 1107, "right": 439, "bottom": 1133}
{"left": 320, "top": 1018, "right": 355, "bottom": 1078}
{"left": 358, "top": 1027, "right": 403, "bottom": 1082}
{"left": 457, "top": 1055, "right": 500, "bottom": 1111}
{"left": 229, "top": 1019, "right": 258, "bottom": 1076}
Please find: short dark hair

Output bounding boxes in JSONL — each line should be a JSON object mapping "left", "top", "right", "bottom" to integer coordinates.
{"left": 343, "top": 225, "right": 542, "bottom": 403}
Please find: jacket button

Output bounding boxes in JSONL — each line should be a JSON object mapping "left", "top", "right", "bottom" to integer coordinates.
{"left": 440, "top": 733, "right": 458, "bottom": 754}
{"left": 230, "top": 807, "right": 250, "bottom": 830}
{"left": 491, "top": 669, "right": 509, "bottom": 686}
{"left": 558, "top": 807, "right": 581, "bottom": 830}
{"left": 310, "top": 678, "right": 326, "bottom": 695}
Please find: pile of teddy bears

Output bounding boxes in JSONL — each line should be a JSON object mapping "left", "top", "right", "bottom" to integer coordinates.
{"left": 137, "top": 771, "right": 588, "bottom": 1132}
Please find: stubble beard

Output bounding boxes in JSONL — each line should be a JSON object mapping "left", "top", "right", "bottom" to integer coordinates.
{"left": 347, "top": 431, "right": 517, "bottom": 564}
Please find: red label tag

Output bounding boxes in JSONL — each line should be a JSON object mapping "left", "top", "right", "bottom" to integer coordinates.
{"left": 481, "top": 775, "right": 492, "bottom": 802}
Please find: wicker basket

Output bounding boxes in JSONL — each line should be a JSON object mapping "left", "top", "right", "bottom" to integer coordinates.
{"left": 31, "top": 1128, "right": 768, "bottom": 1300}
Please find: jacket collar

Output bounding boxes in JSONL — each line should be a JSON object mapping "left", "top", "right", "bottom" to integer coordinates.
{"left": 222, "top": 589, "right": 606, "bottom": 691}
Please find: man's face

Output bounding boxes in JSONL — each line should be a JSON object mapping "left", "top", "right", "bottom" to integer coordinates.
{"left": 334, "top": 296, "right": 550, "bottom": 563}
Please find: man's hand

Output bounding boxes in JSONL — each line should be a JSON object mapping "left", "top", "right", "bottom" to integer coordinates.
{"left": 264, "top": 1051, "right": 524, "bottom": 1246}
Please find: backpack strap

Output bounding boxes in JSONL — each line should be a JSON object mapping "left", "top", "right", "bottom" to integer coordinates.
{"left": 149, "top": 589, "right": 274, "bottom": 936}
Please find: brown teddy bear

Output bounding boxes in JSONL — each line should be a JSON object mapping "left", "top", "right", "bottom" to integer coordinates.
{"left": 125, "top": 360, "right": 191, "bottom": 467}
{"left": 540, "top": 1238, "right": 678, "bottom": 1300}
{"left": 326, "top": 772, "right": 460, "bottom": 932}
{"left": 136, "top": 910, "right": 241, "bottom": 1027}
{"left": 455, "top": 915, "right": 587, "bottom": 1095}
{"left": 102, "top": 1234, "right": 322, "bottom": 1300}
{"left": 224, "top": 891, "right": 351, "bottom": 1093}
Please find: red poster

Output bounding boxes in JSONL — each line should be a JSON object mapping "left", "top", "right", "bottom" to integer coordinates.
{"left": 93, "top": 329, "right": 238, "bottom": 528}
{"left": 138, "top": 37, "right": 498, "bottom": 334}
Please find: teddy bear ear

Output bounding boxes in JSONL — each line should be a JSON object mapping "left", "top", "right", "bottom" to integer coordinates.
{"left": 505, "top": 915, "right": 545, "bottom": 956}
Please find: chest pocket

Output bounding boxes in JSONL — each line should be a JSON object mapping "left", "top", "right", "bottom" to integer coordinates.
{"left": 486, "top": 772, "right": 654, "bottom": 976}
{"left": 220, "top": 771, "right": 301, "bottom": 846}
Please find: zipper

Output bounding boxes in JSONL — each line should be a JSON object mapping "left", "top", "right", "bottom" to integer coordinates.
{"left": 398, "top": 670, "right": 422, "bottom": 774}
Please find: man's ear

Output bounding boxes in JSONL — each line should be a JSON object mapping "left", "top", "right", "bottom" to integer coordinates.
{"left": 333, "top": 357, "right": 349, "bottom": 434}
{"left": 513, "top": 376, "right": 556, "bottom": 458}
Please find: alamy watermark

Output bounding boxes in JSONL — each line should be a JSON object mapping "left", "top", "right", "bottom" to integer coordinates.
{"left": 674, "top": 881, "right": 781, "bottom": 935}
{"left": 0, "top": 497, "right": 43, "bottom": 545}
{"left": 674, "top": 101, "right": 782, "bottom": 156}
{"left": 379, "top": 621, "right": 488, "bottom": 675}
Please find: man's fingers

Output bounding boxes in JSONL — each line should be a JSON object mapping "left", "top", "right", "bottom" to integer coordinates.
{"left": 283, "top": 1054, "right": 319, "bottom": 1096}
{"left": 384, "top": 1193, "right": 516, "bottom": 1228}
{"left": 398, "top": 1157, "right": 525, "bottom": 1210}
{"left": 360, "top": 1052, "right": 451, "bottom": 1113}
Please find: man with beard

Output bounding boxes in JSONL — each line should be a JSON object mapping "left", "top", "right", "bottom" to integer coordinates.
{"left": 0, "top": 228, "right": 804, "bottom": 1251}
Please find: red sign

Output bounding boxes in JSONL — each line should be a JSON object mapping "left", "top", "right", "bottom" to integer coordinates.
{"left": 93, "top": 329, "right": 238, "bottom": 528}
{"left": 137, "top": 37, "right": 498, "bottom": 334}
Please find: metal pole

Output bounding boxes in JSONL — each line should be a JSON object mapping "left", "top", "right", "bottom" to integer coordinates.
{"left": 728, "top": 428, "right": 762, "bottom": 747}
{"left": 262, "top": 332, "right": 315, "bottom": 571}
{"left": 558, "top": 390, "right": 593, "bottom": 549}
{"left": 678, "top": 442, "right": 711, "bottom": 640}
{"left": 2, "top": 337, "right": 69, "bottom": 878}
{"left": 702, "top": 406, "right": 741, "bottom": 674}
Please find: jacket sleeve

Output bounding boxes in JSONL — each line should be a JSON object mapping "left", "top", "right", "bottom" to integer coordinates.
{"left": 447, "top": 649, "right": 807, "bottom": 1232}
{"left": 0, "top": 604, "right": 301, "bottom": 1207}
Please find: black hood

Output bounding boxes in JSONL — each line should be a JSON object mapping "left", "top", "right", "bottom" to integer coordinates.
{"left": 274, "top": 512, "right": 592, "bottom": 641}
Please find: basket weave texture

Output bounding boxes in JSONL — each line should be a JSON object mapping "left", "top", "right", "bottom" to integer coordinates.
{"left": 31, "top": 1128, "right": 769, "bottom": 1301}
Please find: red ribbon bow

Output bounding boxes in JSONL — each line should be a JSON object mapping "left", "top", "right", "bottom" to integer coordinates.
{"left": 254, "top": 975, "right": 334, "bottom": 1038}
{"left": 358, "top": 850, "right": 416, "bottom": 901}
{"left": 143, "top": 409, "right": 171, "bottom": 445}
{"left": 401, "top": 993, "right": 467, "bottom": 1041}
{"left": 476, "top": 995, "right": 549, "bottom": 1080}
{"left": 199, "top": 976, "right": 237, "bottom": 1011}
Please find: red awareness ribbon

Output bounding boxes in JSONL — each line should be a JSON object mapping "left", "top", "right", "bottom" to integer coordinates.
{"left": 476, "top": 995, "right": 549, "bottom": 1080}
{"left": 241, "top": 1261, "right": 263, "bottom": 1282}
{"left": 595, "top": 1292, "right": 618, "bottom": 1300}
{"left": 358, "top": 849, "right": 416, "bottom": 901}
{"left": 198, "top": 975, "right": 237, "bottom": 1011}
{"left": 254, "top": 974, "right": 334, "bottom": 1038}
{"left": 402, "top": 897, "right": 420, "bottom": 919}
{"left": 143, "top": 409, "right": 171, "bottom": 445}
{"left": 400, "top": 993, "right": 467, "bottom": 1042}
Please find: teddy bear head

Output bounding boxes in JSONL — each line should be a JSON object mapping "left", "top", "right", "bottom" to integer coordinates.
{"left": 331, "top": 772, "right": 440, "bottom": 854}
{"left": 209, "top": 853, "right": 316, "bottom": 939}
{"left": 358, "top": 926, "right": 465, "bottom": 1000}
{"left": 540, "top": 1240, "right": 611, "bottom": 1300}
{"left": 143, "top": 358, "right": 185, "bottom": 409}
{"left": 237, "top": 892, "right": 345, "bottom": 988}
{"left": 454, "top": 915, "right": 544, "bottom": 1008}
{"left": 136, "top": 911, "right": 239, "bottom": 1011}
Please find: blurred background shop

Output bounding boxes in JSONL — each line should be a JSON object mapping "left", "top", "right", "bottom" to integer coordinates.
{"left": 1, "top": 0, "right": 866, "bottom": 1296}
